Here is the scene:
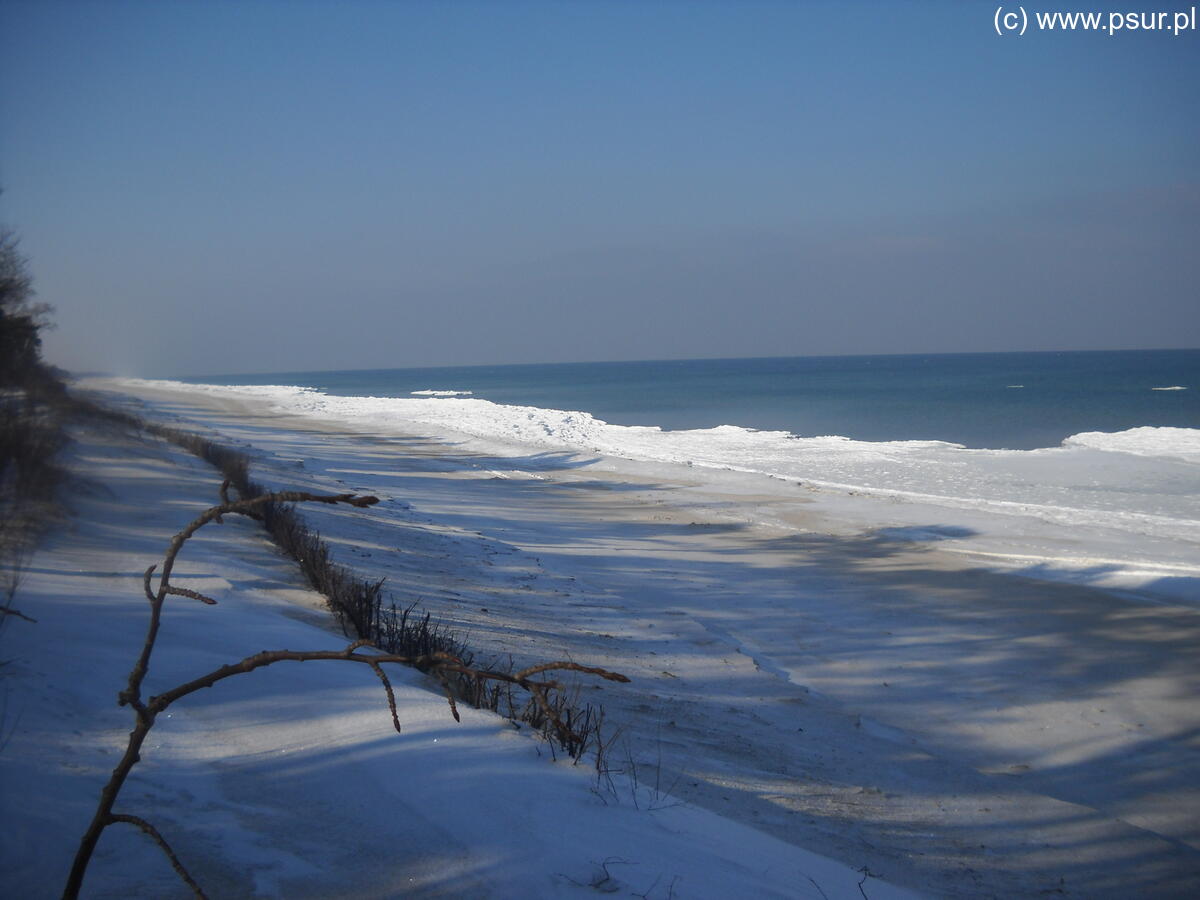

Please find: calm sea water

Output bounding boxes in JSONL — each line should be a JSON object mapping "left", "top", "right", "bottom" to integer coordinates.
{"left": 184, "top": 349, "right": 1199, "bottom": 450}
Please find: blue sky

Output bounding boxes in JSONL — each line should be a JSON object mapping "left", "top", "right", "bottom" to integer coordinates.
{"left": 1, "top": 1, "right": 1196, "bottom": 375}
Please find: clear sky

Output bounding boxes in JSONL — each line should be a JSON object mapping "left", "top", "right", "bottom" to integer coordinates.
{"left": 1, "top": 0, "right": 1197, "bottom": 376}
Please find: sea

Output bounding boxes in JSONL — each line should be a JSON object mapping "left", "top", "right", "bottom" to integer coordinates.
{"left": 183, "top": 348, "right": 1199, "bottom": 451}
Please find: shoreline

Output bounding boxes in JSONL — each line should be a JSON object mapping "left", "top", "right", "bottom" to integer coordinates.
{"left": 86, "top": 375, "right": 1200, "bottom": 607}
{"left": 70, "top": 377, "right": 1200, "bottom": 896}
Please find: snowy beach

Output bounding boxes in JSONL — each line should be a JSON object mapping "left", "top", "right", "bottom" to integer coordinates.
{"left": 10, "top": 375, "right": 1192, "bottom": 897}
{"left": 1, "top": 403, "right": 926, "bottom": 899}
{"left": 8, "top": 2, "right": 1198, "bottom": 896}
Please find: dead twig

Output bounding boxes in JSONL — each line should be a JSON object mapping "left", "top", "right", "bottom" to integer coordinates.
{"left": 806, "top": 873, "right": 831, "bottom": 900}
{"left": 109, "top": 814, "right": 207, "bottom": 899}
{"left": 164, "top": 585, "right": 217, "bottom": 605}
{"left": 63, "top": 486, "right": 626, "bottom": 899}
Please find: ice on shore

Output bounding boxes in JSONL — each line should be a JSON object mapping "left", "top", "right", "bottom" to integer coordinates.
{"left": 99, "top": 378, "right": 1200, "bottom": 604}
{"left": 1063, "top": 425, "right": 1200, "bottom": 462}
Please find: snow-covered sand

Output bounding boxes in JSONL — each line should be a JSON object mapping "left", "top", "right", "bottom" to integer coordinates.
{"left": 1, "top": 422, "right": 917, "bottom": 899}
{"left": 6, "top": 377, "right": 1200, "bottom": 897}
{"left": 95, "top": 378, "right": 1200, "bottom": 605}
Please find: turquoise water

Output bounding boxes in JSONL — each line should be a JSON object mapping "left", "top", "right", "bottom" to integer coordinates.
{"left": 183, "top": 348, "right": 1199, "bottom": 450}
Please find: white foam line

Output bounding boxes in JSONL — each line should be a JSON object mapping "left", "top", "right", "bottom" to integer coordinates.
{"left": 88, "top": 377, "right": 1200, "bottom": 542}
{"left": 939, "top": 547, "right": 1200, "bottom": 576}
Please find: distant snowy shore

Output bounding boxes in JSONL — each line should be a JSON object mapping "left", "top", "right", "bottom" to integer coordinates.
{"left": 93, "top": 377, "right": 1200, "bottom": 604}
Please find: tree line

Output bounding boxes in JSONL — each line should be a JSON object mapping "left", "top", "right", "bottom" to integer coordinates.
{"left": 0, "top": 230, "right": 54, "bottom": 387}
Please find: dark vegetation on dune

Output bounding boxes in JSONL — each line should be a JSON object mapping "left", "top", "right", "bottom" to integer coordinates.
{"left": 1, "top": 229, "right": 68, "bottom": 628}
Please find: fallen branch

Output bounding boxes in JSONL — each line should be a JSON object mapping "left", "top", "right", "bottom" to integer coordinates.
{"left": 108, "top": 814, "right": 207, "bottom": 899}
{"left": 0, "top": 605, "right": 36, "bottom": 623}
{"left": 66, "top": 394, "right": 615, "bottom": 758}
{"left": 63, "top": 486, "right": 627, "bottom": 899}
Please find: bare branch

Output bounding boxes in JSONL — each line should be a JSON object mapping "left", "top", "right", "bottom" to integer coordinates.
{"left": 434, "top": 669, "right": 461, "bottom": 722}
{"left": 109, "top": 814, "right": 207, "bottom": 899}
{"left": 157, "top": 491, "right": 379, "bottom": 595}
{"left": 64, "top": 482, "right": 626, "bottom": 899}
{"left": 127, "top": 491, "right": 380, "bottom": 712}
{"left": 368, "top": 660, "right": 402, "bottom": 734}
{"left": 164, "top": 585, "right": 217, "bottom": 605}
{"left": 514, "top": 661, "right": 632, "bottom": 684}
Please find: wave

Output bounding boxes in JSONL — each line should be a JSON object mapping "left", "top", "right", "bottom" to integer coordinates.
{"left": 410, "top": 389, "right": 473, "bottom": 397}
{"left": 1151, "top": 385, "right": 1188, "bottom": 391}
